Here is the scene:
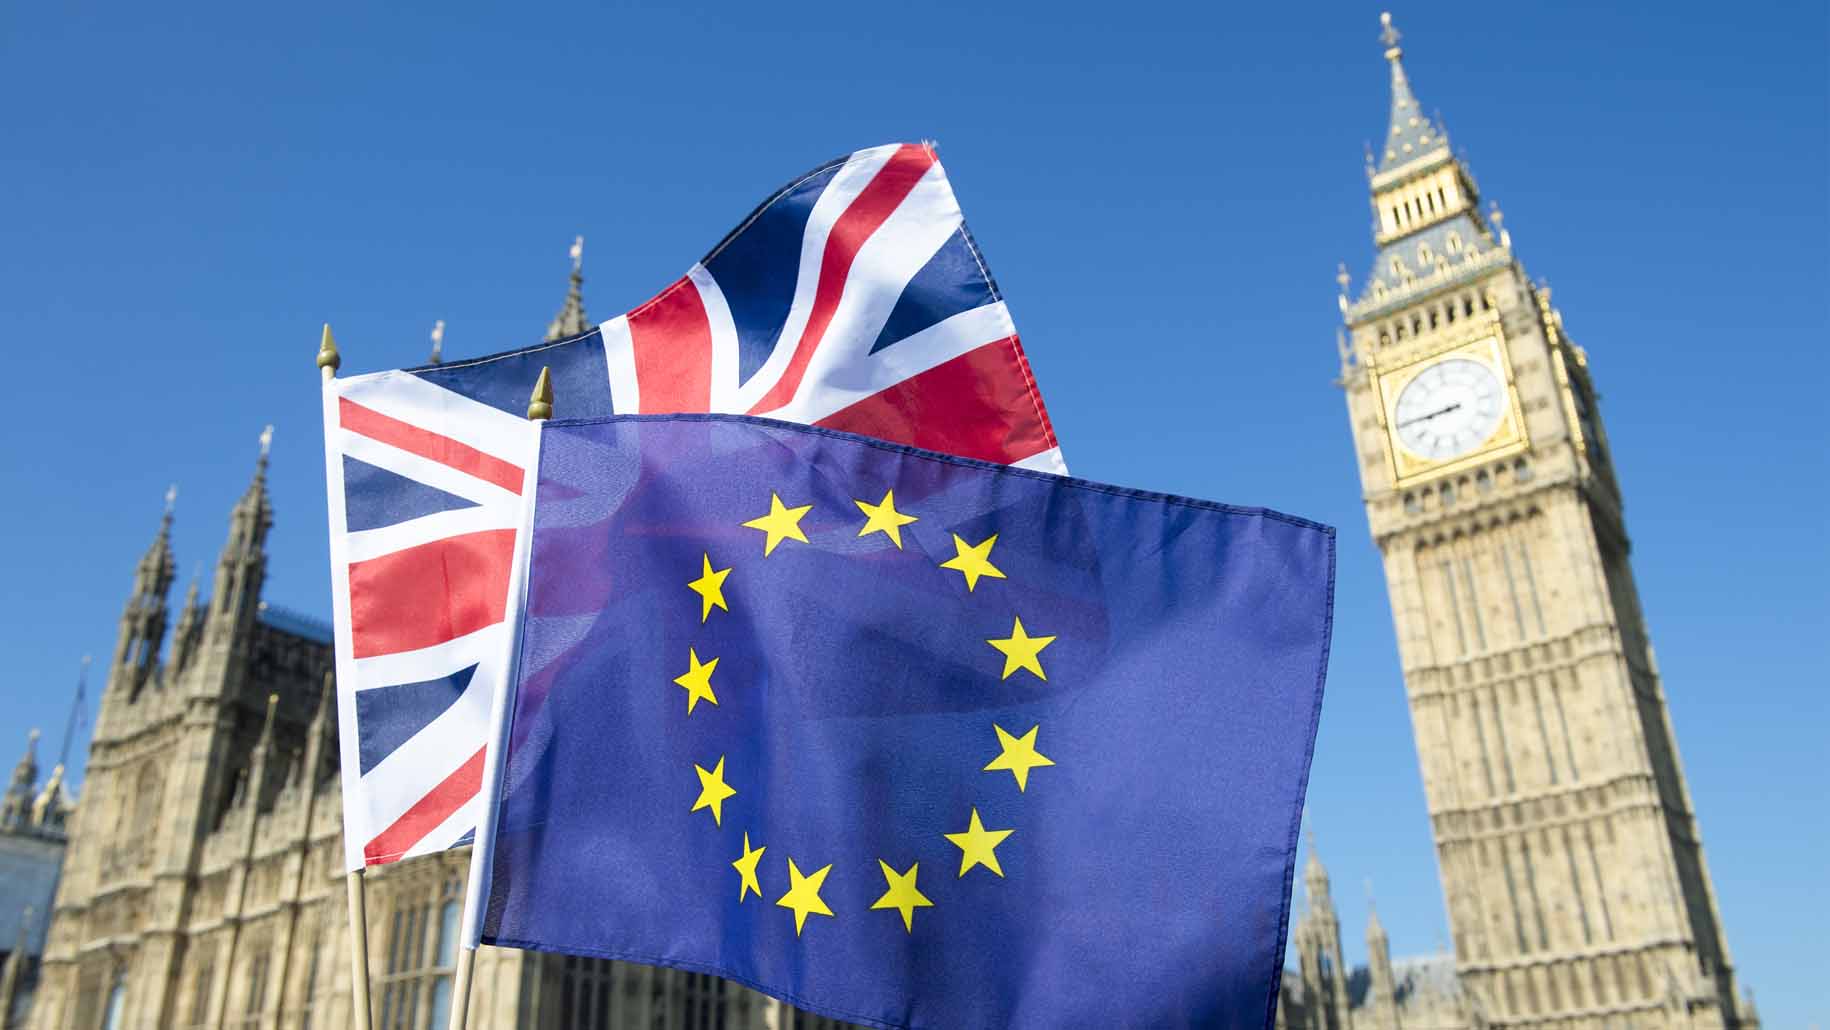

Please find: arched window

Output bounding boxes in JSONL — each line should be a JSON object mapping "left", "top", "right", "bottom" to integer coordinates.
{"left": 100, "top": 978, "right": 128, "bottom": 1030}
{"left": 1446, "top": 230, "right": 1464, "bottom": 254}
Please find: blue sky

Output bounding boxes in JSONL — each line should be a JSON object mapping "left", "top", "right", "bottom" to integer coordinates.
{"left": 2, "top": 0, "right": 1824, "bottom": 1022}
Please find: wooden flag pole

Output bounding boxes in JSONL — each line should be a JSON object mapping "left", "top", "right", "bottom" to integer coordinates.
{"left": 320, "top": 325, "right": 375, "bottom": 1030}
{"left": 346, "top": 871, "right": 373, "bottom": 1030}
{"left": 445, "top": 365, "right": 553, "bottom": 1030}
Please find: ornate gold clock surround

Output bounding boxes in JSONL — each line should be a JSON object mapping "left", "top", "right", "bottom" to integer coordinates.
{"left": 1371, "top": 332, "right": 1528, "bottom": 486}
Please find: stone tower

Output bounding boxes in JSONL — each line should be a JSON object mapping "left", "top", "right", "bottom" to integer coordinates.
{"left": 34, "top": 438, "right": 334, "bottom": 1027}
{"left": 1333, "top": 13, "right": 1752, "bottom": 1028}
{"left": 1292, "top": 843, "right": 1352, "bottom": 1030}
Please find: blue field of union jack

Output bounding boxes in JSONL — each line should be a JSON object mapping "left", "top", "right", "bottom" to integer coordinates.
{"left": 320, "top": 143, "right": 1064, "bottom": 869}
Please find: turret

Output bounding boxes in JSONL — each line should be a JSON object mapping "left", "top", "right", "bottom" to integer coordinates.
{"left": 31, "top": 763, "right": 69, "bottom": 834}
{"left": 1365, "top": 894, "right": 1398, "bottom": 1029}
{"left": 244, "top": 694, "right": 281, "bottom": 812}
{"left": 0, "top": 730, "right": 39, "bottom": 830}
{"left": 111, "top": 488, "right": 177, "bottom": 700}
{"left": 209, "top": 429, "right": 274, "bottom": 643}
{"left": 170, "top": 566, "right": 205, "bottom": 674}
{"left": 1297, "top": 836, "right": 1353, "bottom": 1030}
{"left": 544, "top": 235, "right": 591, "bottom": 341}
{"left": 301, "top": 670, "right": 337, "bottom": 793}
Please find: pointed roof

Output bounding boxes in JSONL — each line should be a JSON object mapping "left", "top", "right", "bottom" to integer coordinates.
{"left": 1303, "top": 832, "right": 1331, "bottom": 896}
{"left": 179, "top": 564, "right": 203, "bottom": 616}
{"left": 230, "top": 427, "right": 275, "bottom": 541}
{"left": 2, "top": 731, "right": 40, "bottom": 829}
{"left": 1375, "top": 13, "right": 1448, "bottom": 174}
{"left": 545, "top": 235, "right": 590, "bottom": 341}
{"left": 1366, "top": 898, "right": 1388, "bottom": 941}
{"left": 31, "top": 763, "right": 69, "bottom": 832}
{"left": 137, "top": 487, "right": 177, "bottom": 588}
{"left": 6, "top": 731, "right": 37, "bottom": 794}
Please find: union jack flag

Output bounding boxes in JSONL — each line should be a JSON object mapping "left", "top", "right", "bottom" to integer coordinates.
{"left": 321, "top": 142, "right": 1063, "bottom": 869}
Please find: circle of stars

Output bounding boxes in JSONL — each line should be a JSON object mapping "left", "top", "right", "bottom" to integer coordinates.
{"left": 675, "top": 483, "right": 1058, "bottom": 939}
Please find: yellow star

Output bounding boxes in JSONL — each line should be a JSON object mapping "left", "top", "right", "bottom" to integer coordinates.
{"left": 691, "top": 756, "right": 737, "bottom": 826}
{"left": 732, "top": 833, "right": 766, "bottom": 903}
{"left": 944, "top": 807, "right": 1014, "bottom": 878}
{"left": 687, "top": 553, "right": 731, "bottom": 622}
{"left": 986, "top": 616, "right": 1056, "bottom": 681}
{"left": 741, "top": 492, "right": 812, "bottom": 556}
{"left": 672, "top": 648, "right": 720, "bottom": 715}
{"left": 983, "top": 723, "right": 1055, "bottom": 791}
{"left": 870, "top": 860, "right": 934, "bottom": 932}
{"left": 939, "top": 533, "right": 1005, "bottom": 591}
{"left": 854, "top": 489, "right": 919, "bottom": 549}
{"left": 775, "top": 857, "right": 834, "bottom": 936}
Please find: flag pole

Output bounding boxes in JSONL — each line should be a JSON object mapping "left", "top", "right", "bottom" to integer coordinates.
{"left": 320, "top": 324, "right": 375, "bottom": 1030}
{"left": 446, "top": 365, "right": 553, "bottom": 1030}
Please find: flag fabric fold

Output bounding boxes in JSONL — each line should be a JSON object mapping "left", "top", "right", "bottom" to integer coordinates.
{"left": 321, "top": 142, "right": 1063, "bottom": 872}
{"left": 476, "top": 414, "right": 1333, "bottom": 1029}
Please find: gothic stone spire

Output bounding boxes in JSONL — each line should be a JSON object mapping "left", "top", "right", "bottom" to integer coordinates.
{"left": 211, "top": 427, "right": 275, "bottom": 639}
{"left": 545, "top": 235, "right": 590, "bottom": 341}
{"left": 115, "top": 491, "right": 178, "bottom": 699}
{"left": 0, "top": 730, "right": 39, "bottom": 830}
{"left": 135, "top": 486, "right": 178, "bottom": 601}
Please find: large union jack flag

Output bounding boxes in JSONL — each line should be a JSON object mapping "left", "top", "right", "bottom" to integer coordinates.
{"left": 321, "top": 142, "right": 1063, "bottom": 870}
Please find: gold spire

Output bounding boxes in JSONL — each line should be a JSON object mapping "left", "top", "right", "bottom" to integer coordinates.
{"left": 316, "top": 323, "right": 341, "bottom": 373}
{"left": 528, "top": 366, "right": 554, "bottom": 421}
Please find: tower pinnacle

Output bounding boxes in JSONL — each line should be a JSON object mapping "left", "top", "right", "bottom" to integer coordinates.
{"left": 3, "top": 731, "right": 43, "bottom": 832}
{"left": 231, "top": 426, "right": 275, "bottom": 541}
{"left": 1375, "top": 12, "right": 1446, "bottom": 174}
{"left": 1303, "top": 832, "right": 1332, "bottom": 904}
{"left": 210, "top": 426, "right": 276, "bottom": 640}
{"left": 545, "top": 235, "right": 590, "bottom": 341}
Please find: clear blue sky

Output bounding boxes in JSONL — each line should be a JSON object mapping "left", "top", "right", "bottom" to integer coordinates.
{"left": 3, "top": 0, "right": 1824, "bottom": 1022}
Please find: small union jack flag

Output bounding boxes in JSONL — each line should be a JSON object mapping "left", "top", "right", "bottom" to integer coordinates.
{"left": 321, "top": 142, "right": 1063, "bottom": 870}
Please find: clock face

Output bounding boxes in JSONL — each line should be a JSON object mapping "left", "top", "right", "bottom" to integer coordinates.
{"left": 1391, "top": 357, "right": 1506, "bottom": 461}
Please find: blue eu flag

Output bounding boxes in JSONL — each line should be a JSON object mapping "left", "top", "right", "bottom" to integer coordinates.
{"left": 479, "top": 415, "right": 1334, "bottom": 1029}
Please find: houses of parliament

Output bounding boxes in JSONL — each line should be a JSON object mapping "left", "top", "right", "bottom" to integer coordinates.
{"left": 0, "top": 13, "right": 1759, "bottom": 1030}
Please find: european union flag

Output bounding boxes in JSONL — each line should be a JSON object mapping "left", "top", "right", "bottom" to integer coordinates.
{"left": 478, "top": 415, "right": 1334, "bottom": 1029}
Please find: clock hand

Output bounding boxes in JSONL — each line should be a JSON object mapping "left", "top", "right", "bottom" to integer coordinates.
{"left": 1396, "top": 402, "right": 1461, "bottom": 430}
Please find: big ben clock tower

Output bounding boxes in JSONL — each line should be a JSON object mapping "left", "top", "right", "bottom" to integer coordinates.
{"left": 1335, "top": 14, "right": 1755, "bottom": 1029}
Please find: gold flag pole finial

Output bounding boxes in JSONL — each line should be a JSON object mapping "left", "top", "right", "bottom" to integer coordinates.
{"left": 528, "top": 366, "right": 554, "bottom": 421}
{"left": 317, "top": 324, "right": 341, "bottom": 376}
